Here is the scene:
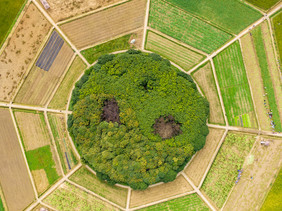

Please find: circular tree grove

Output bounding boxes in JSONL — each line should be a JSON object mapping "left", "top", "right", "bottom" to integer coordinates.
{"left": 68, "top": 50, "right": 209, "bottom": 190}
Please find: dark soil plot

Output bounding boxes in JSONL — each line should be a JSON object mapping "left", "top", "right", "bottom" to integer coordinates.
{"left": 153, "top": 115, "right": 182, "bottom": 139}
{"left": 101, "top": 98, "right": 121, "bottom": 124}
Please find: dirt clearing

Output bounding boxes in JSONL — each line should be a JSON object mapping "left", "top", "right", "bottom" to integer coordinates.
{"left": 0, "top": 108, "right": 35, "bottom": 211}
{"left": 0, "top": 3, "right": 51, "bottom": 102}
{"left": 192, "top": 62, "right": 225, "bottom": 124}
{"left": 60, "top": 0, "right": 147, "bottom": 49}
{"left": 223, "top": 136, "right": 282, "bottom": 210}
{"left": 130, "top": 175, "right": 193, "bottom": 208}
{"left": 14, "top": 42, "right": 74, "bottom": 106}
{"left": 184, "top": 128, "right": 225, "bottom": 186}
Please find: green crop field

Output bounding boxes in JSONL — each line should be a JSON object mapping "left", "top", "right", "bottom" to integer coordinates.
{"left": 69, "top": 167, "right": 128, "bottom": 207}
{"left": 26, "top": 145, "right": 60, "bottom": 185}
{"left": 201, "top": 133, "right": 256, "bottom": 208}
{"left": 214, "top": 41, "right": 257, "bottom": 128}
{"left": 149, "top": 0, "right": 232, "bottom": 54}
{"left": 0, "top": 197, "right": 4, "bottom": 211}
{"left": 164, "top": 0, "right": 262, "bottom": 34}
{"left": 81, "top": 34, "right": 132, "bottom": 64}
{"left": 252, "top": 26, "right": 282, "bottom": 132}
{"left": 261, "top": 169, "right": 282, "bottom": 210}
{"left": 272, "top": 12, "right": 282, "bottom": 62}
{"left": 145, "top": 31, "right": 205, "bottom": 71}
{"left": 246, "top": 0, "right": 280, "bottom": 11}
{"left": 0, "top": 0, "right": 26, "bottom": 46}
{"left": 44, "top": 182, "right": 118, "bottom": 210}
{"left": 140, "top": 193, "right": 209, "bottom": 210}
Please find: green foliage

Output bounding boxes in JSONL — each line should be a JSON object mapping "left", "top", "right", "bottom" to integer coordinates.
{"left": 164, "top": 0, "right": 262, "bottom": 34}
{"left": 201, "top": 133, "right": 256, "bottom": 208}
{"left": 214, "top": 41, "right": 257, "bottom": 128}
{"left": 261, "top": 169, "right": 282, "bottom": 211}
{"left": 140, "top": 193, "right": 209, "bottom": 211}
{"left": 149, "top": 0, "right": 232, "bottom": 54}
{"left": 246, "top": 0, "right": 280, "bottom": 11}
{"left": 81, "top": 34, "right": 132, "bottom": 64}
{"left": 26, "top": 145, "right": 59, "bottom": 185}
{"left": 252, "top": 26, "right": 282, "bottom": 132}
{"left": 272, "top": 12, "right": 282, "bottom": 66}
{"left": 68, "top": 51, "right": 209, "bottom": 190}
{"left": 0, "top": 0, "right": 26, "bottom": 46}
{"left": 0, "top": 197, "right": 4, "bottom": 211}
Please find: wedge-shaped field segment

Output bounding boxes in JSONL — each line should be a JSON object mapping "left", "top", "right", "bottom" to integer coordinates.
{"left": 43, "top": 182, "right": 120, "bottom": 210}
{"left": 214, "top": 41, "right": 257, "bottom": 128}
{"left": 146, "top": 30, "right": 205, "bottom": 71}
{"left": 139, "top": 193, "right": 209, "bottom": 211}
{"left": 149, "top": 0, "right": 232, "bottom": 54}
{"left": 201, "top": 132, "right": 256, "bottom": 209}
{"left": 246, "top": 0, "right": 280, "bottom": 11}
{"left": 0, "top": 108, "right": 35, "bottom": 211}
{"left": 271, "top": 11, "right": 282, "bottom": 62}
{"left": 192, "top": 62, "right": 225, "bottom": 124}
{"left": 164, "top": 0, "right": 262, "bottom": 34}
{"left": 60, "top": 0, "right": 147, "bottom": 49}
{"left": 14, "top": 31, "right": 74, "bottom": 106}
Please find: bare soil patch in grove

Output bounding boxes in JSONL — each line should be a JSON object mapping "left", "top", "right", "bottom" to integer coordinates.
{"left": 153, "top": 115, "right": 182, "bottom": 139}
{"left": 101, "top": 98, "right": 121, "bottom": 124}
{"left": 0, "top": 3, "right": 51, "bottom": 102}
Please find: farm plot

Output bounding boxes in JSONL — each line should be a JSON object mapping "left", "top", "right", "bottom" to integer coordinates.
{"left": 14, "top": 110, "right": 61, "bottom": 194}
{"left": 48, "top": 113, "right": 78, "bottom": 173}
{"left": 0, "top": 197, "right": 4, "bottom": 211}
{"left": 48, "top": 56, "right": 86, "bottom": 110}
{"left": 149, "top": 0, "right": 232, "bottom": 54}
{"left": 130, "top": 175, "right": 193, "bottom": 208}
{"left": 0, "top": 108, "right": 35, "bottom": 211}
{"left": 60, "top": 0, "right": 146, "bottom": 49}
{"left": 241, "top": 33, "right": 272, "bottom": 131}
{"left": 201, "top": 132, "right": 256, "bottom": 208}
{"left": 35, "top": 0, "right": 124, "bottom": 22}
{"left": 252, "top": 22, "right": 282, "bottom": 132}
{"left": 184, "top": 128, "right": 225, "bottom": 187}
{"left": 192, "top": 62, "right": 225, "bottom": 124}
{"left": 246, "top": 0, "right": 280, "bottom": 11}
{"left": 43, "top": 182, "right": 119, "bottom": 210}
{"left": 14, "top": 35, "right": 74, "bottom": 106}
{"left": 0, "top": 0, "right": 25, "bottom": 45}
{"left": 32, "top": 203, "right": 55, "bottom": 211}
{"left": 145, "top": 31, "right": 205, "bottom": 71}
{"left": 82, "top": 30, "right": 143, "bottom": 64}
{"left": 261, "top": 169, "right": 282, "bottom": 211}
{"left": 272, "top": 11, "right": 282, "bottom": 62}
{"left": 214, "top": 41, "right": 257, "bottom": 128}
{"left": 223, "top": 136, "right": 282, "bottom": 211}
{"left": 0, "top": 3, "right": 51, "bottom": 102}
{"left": 164, "top": 0, "right": 262, "bottom": 34}
{"left": 140, "top": 193, "right": 209, "bottom": 211}
{"left": 69, "top": 167, "right": 128, "bottom": 207}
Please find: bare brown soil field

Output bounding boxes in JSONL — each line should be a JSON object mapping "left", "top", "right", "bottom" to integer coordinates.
{"left": 261, "top": 22, "right": 282, "bottom": 125}
{"left": 0, "top": 108, "right": 35, "bottom": 211}
{"left": 223, "top": 136, "right": 282, "bottom": 210}
{"left": 14, "top": 111, "right": 50, "bottom": 151}
{"left": 14, "top": 42, "right": 74, "bottom": 106}
{"left": 240, "top": 34, "right": 271, "bottom": 131}
{"left": 192, "top": 62, "right": 225, "bottom": 124}
{"left": 48, "top": 56, "right": 86, "bottom": 110}
{"left": 36, "top": 0, "right": 125, "bottom": 22}
{"left": 0, "top": 3, "right": 51, "bottom": 102}
{"left": 129, "top": 175, "right": 193, "bottom": 208}
{"left": 184, "top": 128, "right": 225, "bottom": 187}
{"left": 60, "top": 0, "right": 147, "bottom": 49}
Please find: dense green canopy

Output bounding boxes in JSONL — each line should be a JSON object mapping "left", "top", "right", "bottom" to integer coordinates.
{"left": 68, "top": 50, "right": 209, "bottom": 190}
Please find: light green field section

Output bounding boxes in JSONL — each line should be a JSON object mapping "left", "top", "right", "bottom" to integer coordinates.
{"left": 192, "top": 62, "right": 225, "bottom": 124}
{"left": 69, "top": 167, "right": 128, "bottom": 207}
{"left": 201, "top": 132, "right": 256, "bottom": 208}
{"left": 43, "top": 182, "right": 119, "bottom": 211}
{"left": 272, "top": 11, "right": 282, "bottom": 62}
{"left": 140, "top": 193, "right": 209, "bottom": 211}
{"left": 164, "top": 0, "right": 262, "bottom": 34}
{"left": 246, "top": 0, "right": 280, "bottom": 11}
{"left": 149, "top": 0, "right": 232, "bottom": 54}
{"left": 145, "top": 31, "right": 205, "bottom": 71}
{"left": 48, "top": 56, "right": 87, "bottom": 110}
{"left": 214, "top": 41, "right": 257, "bottom": 128}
